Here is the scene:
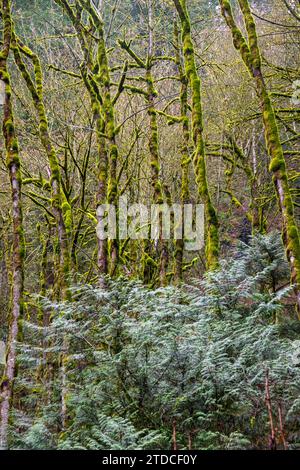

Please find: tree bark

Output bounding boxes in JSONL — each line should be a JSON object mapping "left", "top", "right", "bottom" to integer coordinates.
{"left": 13, "top": 38, "right": 70, "bottom": 300}
{"left": 0, "top": 0, "right": 25, "bottom": 449}
{"left": 173, "top": 0, "right": 220, "bottom": 270}
{"left": 174, "top": 20, "right": 190, "bottom": 283}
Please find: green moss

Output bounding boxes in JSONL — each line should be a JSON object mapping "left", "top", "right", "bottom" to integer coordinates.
{"left": 182, "top": 257, "right": 198, "bottom": 272}
{"left": 42, "top": 180, "right": 51, "bottom": 190}
{"left": 269, "top": 156, "right": 285, "bottom": 173}
{"left": 288, "top": 225, "right": 300, "bottom": 240}
{"left": 144, "top": 255, "right": 158, "bottom": 267}
{"left": 13, "top": 39, "right": 72, "bottom": 296}
{"left": 220, "top": 0, "right": 300, "bottom": 313}
{"left": 4, "top": 119, "right": 14, "bottom": 135}
{"left": 62, "top": 199, "right": 72, "bottom": 234}
{"left": 174, "top": 0, "right": 219, "bottom": 270}
{"left": 150, "top": 160, "right": 160, "bottom": 171}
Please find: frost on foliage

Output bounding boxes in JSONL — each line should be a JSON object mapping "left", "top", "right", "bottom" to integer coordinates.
{"left": 11, "top": 233, "right": 300, "bottom": 450}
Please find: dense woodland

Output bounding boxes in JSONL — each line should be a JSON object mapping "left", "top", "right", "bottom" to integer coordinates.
{"left": 0, "top": 0, "right": 300, "bottom": 450}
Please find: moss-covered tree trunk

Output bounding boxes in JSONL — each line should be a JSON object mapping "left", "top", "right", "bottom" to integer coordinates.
{"left": 173, "top": 0, "right": 219, "bottom": 270}
{"left": 146, "top": 0, "right": 166, "bottom": 286}
{"left": 81, "top": 62, "right": 109, "bottom": 280}
{"left": 55, "top": 0, "right": 119, "bottom": 277}
{"left": 96, "top": 19, "right": 119, "bottom": 277}
{"left": 12, "top": 38, "right": 70, "bottom": 301}
{"left": 96, "top": 115, "right": 109, "bottom": 279}
{"left": 0, "top": 0, "right": 25, "bottom": 449}
{"left": 174, "top": 20, "right": 190, "bottom": 283}
{"left": 118, "top": 1, "right": 166, "bottom": 285}
{"left": 219, "top": 0, "right": 300, "bottom": 315}
{"left": 12, "top": 27, "right": 74, "bottom": 429}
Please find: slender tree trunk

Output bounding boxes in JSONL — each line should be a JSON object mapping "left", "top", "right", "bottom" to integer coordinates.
{"left": 96, "top": 18, "right": 119, "bottom": 276}
{"left": 78, "top": 0, "right": 119, "bottom": 275}
{"left": 174, "top": 20, "right": 190, "bottom": 283}
{"left": 12, "top": 39, "right": 70, "bottom": 301}
{"left": 172, "top": 419, "right": 178, "bottom": 450}
{"left": 55, "top": 0, "right": 119, "bottom": 277}
{"left": 12, "top": 37, "right": 73, "bottom": 428}
{"left": 250, "top": 101, "right": 261, "bottom": 233}
{"left": 146, "top": 0, "right": 166, "bottom": 285}
{"left": 0, "top": 0, "right": 24, "bottom": 449}
{"left": 96, "top": 123, "right": 109, "bottom": 280}
{"left": 173, "top": 0, "right": 220, "bottom": 270}
{"left": 265, "top": 369, "right": 277, "bottom": 450}
{"left": 80, "top": 66, "right": 109, "bottom": 280}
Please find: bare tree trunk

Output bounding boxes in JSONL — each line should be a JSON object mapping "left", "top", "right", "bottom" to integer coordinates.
{"left": 172, "top": 419, "right": 178, "bottom": 450}
{"left": 278, "top": 403, "right": 287, "bottom": 450}
{"left": 265, "top": 369, "right": 277, "bottom": 450}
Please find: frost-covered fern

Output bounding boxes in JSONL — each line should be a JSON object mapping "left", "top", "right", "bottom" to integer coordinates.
{"left": 10, "top": 233, "right": 300, "bottom": 450}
